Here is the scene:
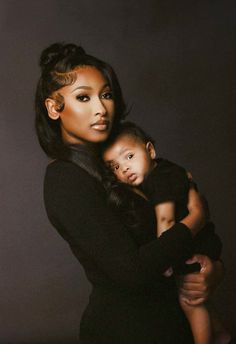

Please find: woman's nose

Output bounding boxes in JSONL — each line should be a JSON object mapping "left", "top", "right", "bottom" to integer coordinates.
{"left": 94, "top": 98, "right": 106, "bottom": 116}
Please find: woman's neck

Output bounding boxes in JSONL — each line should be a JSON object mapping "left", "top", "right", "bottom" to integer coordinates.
{"left": 65, "top": 141, "right": 101, "bottom": 157}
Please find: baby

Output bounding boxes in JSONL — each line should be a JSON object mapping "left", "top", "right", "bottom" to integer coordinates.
{"left": 102, "top": 121, "right": 228, "bottom": 344}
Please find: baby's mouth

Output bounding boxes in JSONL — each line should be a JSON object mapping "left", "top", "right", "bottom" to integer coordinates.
{"left": 127, "top": 173, "right": 137, "bottom": 182}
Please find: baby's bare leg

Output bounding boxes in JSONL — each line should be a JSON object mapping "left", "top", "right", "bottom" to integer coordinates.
{"left": 179, "top": 297, "right": 212, "bottom": 344}
{"left": 208, "top": 306, "right": 231, "bottom": 344}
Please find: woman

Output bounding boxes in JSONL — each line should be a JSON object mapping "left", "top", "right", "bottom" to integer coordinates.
{"left": 35, "top": 43, "right": 223, "bottom": 343}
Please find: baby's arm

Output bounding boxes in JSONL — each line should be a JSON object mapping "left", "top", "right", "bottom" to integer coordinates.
{"left": 181, "top": 187, "right": 206, "bottom": 236}
{"left": 155, "top": 187, "right": 206, "bottom": 238}
{"left": 155, "top": 202, "right": 175, "bottom": 237}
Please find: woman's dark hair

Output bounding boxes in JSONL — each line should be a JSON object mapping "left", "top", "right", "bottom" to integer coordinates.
{"left": 35, "top": 43, "right": 137, "bottom": 228}
{"left": 35, "top": 42, "right": 126, "bottom": 159}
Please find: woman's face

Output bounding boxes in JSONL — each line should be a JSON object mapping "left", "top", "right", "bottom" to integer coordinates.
{"left": 46, "top": 66, "right": 115, "bottom": 145}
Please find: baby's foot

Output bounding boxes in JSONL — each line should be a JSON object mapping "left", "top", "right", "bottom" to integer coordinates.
{"left": 213, "top": 330, "right": 231, "bottom": 344}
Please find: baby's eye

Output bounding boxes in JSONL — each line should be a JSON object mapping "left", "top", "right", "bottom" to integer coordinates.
{"left": 101, "top": 91, "right": 113, "bottom": 100}
{"left": 113, "top": 165, "right": 119, "bottom": 172}
{"left": 76, "top": 95, "right": 90, "bottom": 102}
{"left": 127, "top": 154, "right": 134, "bottom": 160}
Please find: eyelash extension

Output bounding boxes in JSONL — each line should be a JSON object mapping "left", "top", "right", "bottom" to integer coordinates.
{"left": 76, "top": 91, "right": 113, "bottom": 102}
{"left": 101, "top": 91, "right": 113, "bottom": 99}
{"left": 76, "top": 95, "right": 89, "bottom": 102}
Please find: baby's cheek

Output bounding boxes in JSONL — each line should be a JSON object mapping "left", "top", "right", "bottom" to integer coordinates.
{"left": 116, "top": 172, "right": 123, "bottom": 182}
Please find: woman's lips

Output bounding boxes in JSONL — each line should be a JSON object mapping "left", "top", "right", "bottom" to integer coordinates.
{"left": 91, "top": 121, "right": 109, "bottom": 131}
{"left": 92, "top": 124, "right": 108, "bottom": 130}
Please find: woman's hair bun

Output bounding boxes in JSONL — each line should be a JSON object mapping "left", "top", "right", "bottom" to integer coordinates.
{"left": 39, "top": 42, "right": 86, "bottom": 71}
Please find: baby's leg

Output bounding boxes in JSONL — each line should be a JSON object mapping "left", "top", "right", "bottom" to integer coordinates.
{"left": 208, "top": 306, "right": 231, "bottom": 344}
{"left": 179, "top": 297, "right": 211, "bottom": 344}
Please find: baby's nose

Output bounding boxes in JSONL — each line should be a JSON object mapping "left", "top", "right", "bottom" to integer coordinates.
{"left": 122, "top": 165, "right": 129, "bottom": 174}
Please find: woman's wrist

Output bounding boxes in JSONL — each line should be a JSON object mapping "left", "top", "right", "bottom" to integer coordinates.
{"left": 178, "top": 255, "right": 224, "bottom": 305}
{"left": 202, "top": 257, "right": 225, "bottom": 297}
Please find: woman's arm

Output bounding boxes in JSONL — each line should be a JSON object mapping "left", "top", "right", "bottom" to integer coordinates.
{"left": 179, "top": 174, "right": 223, "bottom": 301}
{"left": 44, "top": 161, "right": 195, "bottom": 291}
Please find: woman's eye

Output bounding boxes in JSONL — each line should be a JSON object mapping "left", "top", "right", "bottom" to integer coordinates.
{"left": 76, "top": 95, "right": 90, "bottom": 102}
{"left": 127, "top": 154, "right": 134, "bottom": 160}
{"left": 101, "top": 92, "right": 113, "bottom": 100}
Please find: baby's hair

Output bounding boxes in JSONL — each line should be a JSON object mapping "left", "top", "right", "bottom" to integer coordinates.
{"left": 102, "top": 121, "right": 155, "bottom": 152}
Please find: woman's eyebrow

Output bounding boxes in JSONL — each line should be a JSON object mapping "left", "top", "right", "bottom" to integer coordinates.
{"left": 102, "top": 83, "right": 110, "bottom": 89}
{"left": 71, "top": 83, "right": 110, "bottom": 93}
{"left": 71, "top": 86, "right": 92, "bottom": 93}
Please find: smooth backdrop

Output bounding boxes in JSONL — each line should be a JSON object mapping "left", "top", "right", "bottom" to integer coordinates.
{"left": 1, "top": 0, "right": 235, "bottom": 342}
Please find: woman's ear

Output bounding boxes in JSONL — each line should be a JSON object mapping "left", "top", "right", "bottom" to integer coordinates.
{"left": 146, "top": 142, "right": 156, "bottom": 160}
{"left": 45, "top": 98, "right": 60, "bottom": 120}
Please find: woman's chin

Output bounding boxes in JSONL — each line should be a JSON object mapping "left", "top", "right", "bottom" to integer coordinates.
{"left": 90, "top": 129, "right": 111, "bottom": 142}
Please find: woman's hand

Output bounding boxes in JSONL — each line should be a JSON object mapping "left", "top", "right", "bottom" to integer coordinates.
{"left": 178, "top": 254, "right": 224, "bottom": 306}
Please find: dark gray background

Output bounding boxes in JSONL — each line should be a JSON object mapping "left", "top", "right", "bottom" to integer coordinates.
{"left": 1, "top": 0, "right": 235, "bottom": 342}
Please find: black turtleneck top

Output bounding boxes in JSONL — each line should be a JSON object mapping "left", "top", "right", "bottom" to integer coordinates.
{"left": 43, "top": 153, "right": 221, "bottom": 344}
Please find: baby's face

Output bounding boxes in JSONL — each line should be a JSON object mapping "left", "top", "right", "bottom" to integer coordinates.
{"left": 103, "top": 135, "right": 156, "bottom": 186}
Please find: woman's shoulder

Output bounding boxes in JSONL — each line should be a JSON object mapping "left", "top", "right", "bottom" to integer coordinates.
{"left": 45, "top": 159, "right": 103, "bottom": 191}
{"left": 44, "top": 159, "right": 107, "bottom": 217}
{"left": 46, "top": 159, "right": 92, "bottom": 176}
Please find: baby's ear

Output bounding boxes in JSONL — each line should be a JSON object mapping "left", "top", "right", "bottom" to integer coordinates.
{"left": 45, "top": 98, "right": 60, "bottom": 120}
{"left": 146, "top": 142, "right": 156, "bottom": 159}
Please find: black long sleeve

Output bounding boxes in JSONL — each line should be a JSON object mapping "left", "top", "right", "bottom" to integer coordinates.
{"left": 194, "top": 222, "right": 222, "bottom": 260}
{"left": 44, "top": 160, "right": 194, "bottom": 291}
{"left": 142, "top": 158, "right": 222, "bottom": 262}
